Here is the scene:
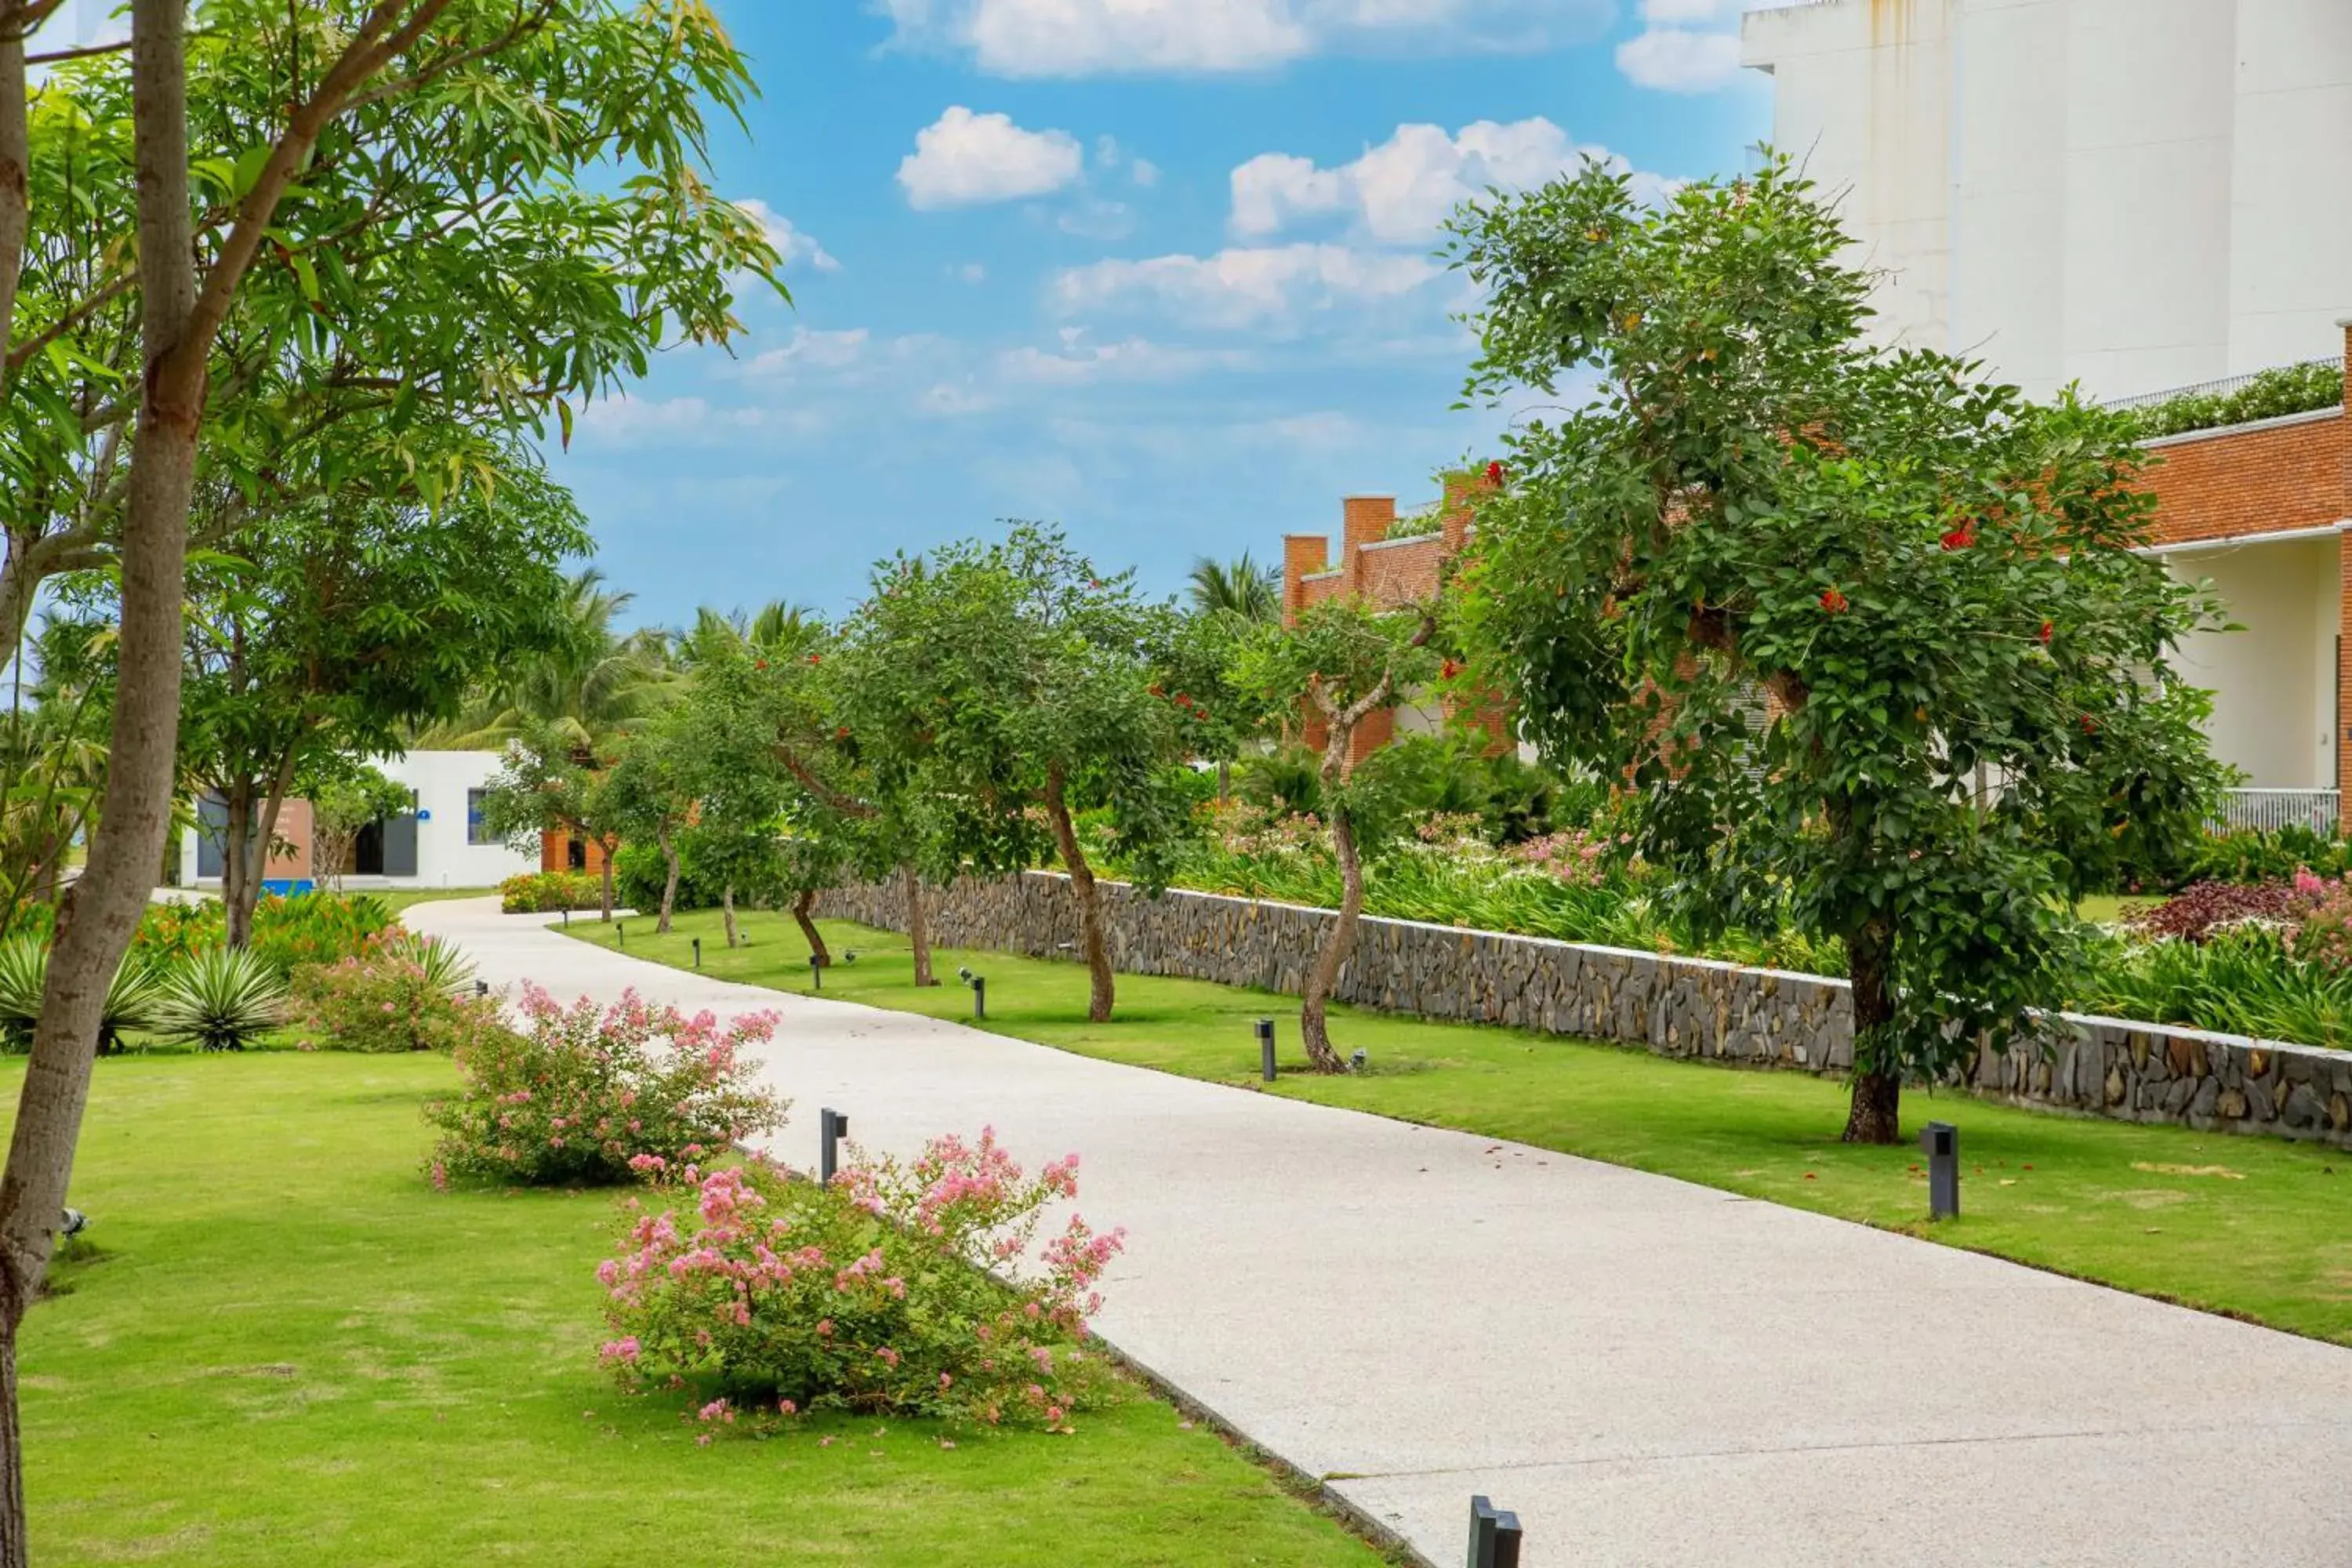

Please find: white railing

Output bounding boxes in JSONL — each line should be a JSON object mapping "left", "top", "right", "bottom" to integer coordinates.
{"left": 2211, "top": 789, "right": 2341, "bottom": 835}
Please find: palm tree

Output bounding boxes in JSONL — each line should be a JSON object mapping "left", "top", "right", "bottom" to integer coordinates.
{"left": 419, "top": 568, "right": 673, "bottom": 753}
{"left": 1188, "top": 553, "right": 1283, "bottom": 623}
{"left": 673, "top": 600, "right": 819, "bottom": 669}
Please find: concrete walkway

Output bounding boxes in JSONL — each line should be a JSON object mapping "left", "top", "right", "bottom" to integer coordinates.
{"left": 407, "top": 898, "right": 2352, "bottom": 1567}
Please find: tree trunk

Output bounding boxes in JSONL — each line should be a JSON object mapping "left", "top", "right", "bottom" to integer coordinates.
{"left": 1043, "top": 764, "right": 1113, "bottom": 1023}
{"left": 220, "top": 778, "right": 252, "bottom": 946}
{"left": 655, "top": 826, "right": 678, "bottom": 935}
{"left": 720, "top": 884, "right": 739, "bottom": 949}
{"left": 902, "top": 861, "right": 938, "bottom": 986}
{"left": 1842, "top": 919, "right": 1902, "bottom": 1145}
{"left": 1, "top": 10, "right": 203, "bottom": 1563}
{"left": 597, "top": 837, "right": 615, "bottom": 922}
{"left": 1300, "top": 801, "right": 1365, "bottom": 1074}
{"left": 793, "top": 887, "right": 830, "bottom": 967}
{"left": 1299, "top": 724, "right": 1363, "bottom": 1074}
{"left": 0, "top": 1328, "right": 20, "bottom": 1568}
{"left": 229, "top": 746, "right": 298, "bottom": 946}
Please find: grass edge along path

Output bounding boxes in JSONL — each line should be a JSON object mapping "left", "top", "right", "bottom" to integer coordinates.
{"left": 564, "top": 906, "right": 2352, "bottom": 1349}
{"left": 14, "top": 1051, "right": 1396, "bottom": 1568}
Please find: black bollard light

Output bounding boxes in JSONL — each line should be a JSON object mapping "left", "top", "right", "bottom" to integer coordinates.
{"left": 616, "top": 921, "right": 625, "bottom": 949}
{"left": 1922, "top": 1120, "right": 1961, "bottom": 1220}
{"left": 1467, "top": 1496, "right": 1523, "bottom": 1568}
{"left": 474, "top": 980, "right": 489, "bottom": 998}
{"left": 818, "top": 1108, "right": 848, "bottom": 1185}
{"left": 692, "top": 937, "right": 702, "bottom": 970}
{"left": 1256, "top": 1017, "right": 1276, "bottom": 1082}
{"left": 956, "top": 966, "right": 985, "bottom": 1019}
{"left": 809, "top": 952, "right": 822, "bottom": 991}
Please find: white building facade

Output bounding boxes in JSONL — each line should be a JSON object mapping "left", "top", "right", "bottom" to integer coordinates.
{"left": 1741, "top": 0, "right": 2352, "bottom": 402}
{"left": 177, "top": 749, "right": 538, "bottom": 893}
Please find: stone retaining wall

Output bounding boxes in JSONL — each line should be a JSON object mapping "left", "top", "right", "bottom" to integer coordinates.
{"left": 818, "top": 872, "right": 2352, "bottom": 1149}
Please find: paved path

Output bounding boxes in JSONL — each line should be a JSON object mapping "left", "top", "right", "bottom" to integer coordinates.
{"left": 408, "top": 898, "right": 2352, "bottom": 1567}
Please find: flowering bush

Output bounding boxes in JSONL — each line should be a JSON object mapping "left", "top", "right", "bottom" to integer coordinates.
{"left": 426, "top": 988, "right": 786, "bottom": 1187}
{"left": 247, "top": 892, "right": 398, "bottom": 978}
{"left": 597, "top": 1129, "right": 1122, "bottom": 1432}
{"left": 289, "top": 934, "right": 501, "bottom": 1054}
{"left": 499, "top": 871, "right": 604, "bottom": 914}
{"left": 2292, "top": 878, "right": 2352, "bottom": 975}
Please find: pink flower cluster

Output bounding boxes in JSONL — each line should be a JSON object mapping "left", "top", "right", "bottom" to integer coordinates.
{"left": 594, "top": 1134, "right": 1122, "bottom": 1437}
{"left": 425, "top": 986, "right": 786, "bottom": 1189}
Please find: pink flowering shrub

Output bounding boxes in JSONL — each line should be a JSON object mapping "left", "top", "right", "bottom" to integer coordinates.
{"left": 286, "top": 935, "right": 501, "bottom": 1054}
{"left": 426, "top": 986, "right": 786, "bottom": 1187}
{"left": 597, "top": 1129, "right": 1123, "bottom": 1430}
{"left": 2293, "top": 877, "right": 2352, "bottom": 974}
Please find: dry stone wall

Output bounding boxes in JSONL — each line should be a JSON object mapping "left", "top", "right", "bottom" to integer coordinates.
{"left": 818, "top": 871, "right": 2352, "bottom": 1150}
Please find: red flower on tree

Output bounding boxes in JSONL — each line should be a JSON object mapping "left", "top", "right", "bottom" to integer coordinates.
{"left": 808, "top": 653, "right": 822, "bottom": 665}
{"left": 1820, "top": 586, "right": 1849, "bottom": 614}
{"left": 1484, "top": 460, "right": 1506, "bottom": 486}
{"left": 2038, "top": 620, "right": 2053, "bottom": 644}
{"left": 1940, "top": 523, "right": 1976, "bottom": 551}
{"left": 1439, "top": 658, "right": 1463, "bottom": 679}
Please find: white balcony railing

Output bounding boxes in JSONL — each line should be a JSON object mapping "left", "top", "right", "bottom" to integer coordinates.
{"left": 2210, "top": 789, "right": 2341, "bottom": 836}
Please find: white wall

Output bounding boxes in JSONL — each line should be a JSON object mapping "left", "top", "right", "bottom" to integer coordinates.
{"left": 387, "top": 750, "right": 539, "bottom": 889}
{"left": 176, "top": 749, "right": 537, "bottom": 891}
{"left": 1744, "top": 0, "right": 2352, "bottom": 401}
{"left": 2167, "top": 534, "right": 2340, "bottom": 788}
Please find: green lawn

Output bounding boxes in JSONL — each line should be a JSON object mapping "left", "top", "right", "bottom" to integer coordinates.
{"left": 571, "top": 907, "right": 2352, "bottom": 1347}
{"left": 17, "top": 1050, "right": 1385, "bottom": 1567}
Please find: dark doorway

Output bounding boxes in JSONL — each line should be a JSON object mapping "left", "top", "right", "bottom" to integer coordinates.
{"left": 566, "top": 837, "right": 586, "bottom": 872}
{"left": 195, "top": 795, "right": 230, "bottom": 878}
{"left": 349, "top": 792, "right": 419, "bottom": 877}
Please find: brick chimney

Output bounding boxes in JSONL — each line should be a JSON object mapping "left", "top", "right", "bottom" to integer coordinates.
{"left": 1340, "top": 495, "right": 1395, "bottom": 591}
{"left": 1281, "top": 533, "right": 1328, "bottom": 625}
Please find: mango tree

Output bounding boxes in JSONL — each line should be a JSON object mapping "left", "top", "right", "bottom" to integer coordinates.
{"left": 834, "top": 525, "right": 1192, "bottom": 1022}
{"left": 1232, "top": 598, "right": 1436, "bottom": 1071}
{"left": 1446, "top": 156, "right": 2225, "bottom": 1143}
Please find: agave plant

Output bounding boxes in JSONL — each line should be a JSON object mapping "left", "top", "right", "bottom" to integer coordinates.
{"left": 0, "top": 937, "right": 169, "bottom": 1054}
{"left": 375, "top": 931, "right": 479, "bottom": 996}
{"left": 156, "top": 947, "right": 287, "bottom": 1052}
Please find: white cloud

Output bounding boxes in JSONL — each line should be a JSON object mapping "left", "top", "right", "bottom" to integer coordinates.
{"left": 1232, "top": 118, "right": 1661, "bottom": 245}
{"left": 1054, "top": 243, "right": 1439, "bottom": 330}
{"left": 1641, "top": 0, "right": 1724, "bottom": 19}
{"left": 998, "top": 333, "right": 1248, "bottom": 385}
{"left": 576, "top": 394, "right": 773, "bottom": 448}
{"left": 952, "top": 262, "right": 989, "bottom": 285}
{"left": 1130, "top": 158, "right": 1162, "bottom": 188}
{"left": 1616, "top": 25, "right": 1744, "bottom": 92}
{"left": 741, "top": 327, "right": 873, "bottom": 377}
{"left": 733, "top": 199, "right": 840, "bottom": 272}
{"left": 898, "top": 107, "right": 1085, "bottom": 209}
{"left": 877, "top": 0, "right": 1610, "bottom": 77}
{"left": 920, "top": 383, "right": 996, "bottom": 417}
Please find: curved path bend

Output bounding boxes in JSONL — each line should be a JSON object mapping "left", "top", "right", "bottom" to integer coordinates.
{"left": 406, "top": 898, "right": 2352, "bottom": 1568}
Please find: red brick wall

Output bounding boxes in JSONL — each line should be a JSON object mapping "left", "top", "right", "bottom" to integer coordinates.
{"left": 2140, "top": 412, "right": 2345, "bottom": 547}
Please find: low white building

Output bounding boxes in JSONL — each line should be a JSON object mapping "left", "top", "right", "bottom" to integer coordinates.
{"left": 177, "top": 749, "right": 538, "bottom": 893}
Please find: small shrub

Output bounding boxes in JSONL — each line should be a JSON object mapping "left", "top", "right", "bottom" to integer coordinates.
{"left": 288, "top": 935, "right": 499, "bottom": 1054}
{"left": 248, "top": 891, "right": 396, "bottom": 978}
{"left": 2293, "top": 879, "right": 2352, "bottom": 975}
{"left": 426, "top": 987, "right": 786, "bottom": 1187}
{"left": 597, "top": 1132, "right": 1123, "bottom": 1432}
{"left": 155, "top": 948, "right": 287, "bottom": 1051}
{"left": 130, "top": 899, "right": 224, "bottom": 967}
{"left": 0, "top": 938, "right": 167, "bottom": 1053}
{"left": 499, "top": 871, "right": 604, "bottom": 914}
{"left": 2120, "top": 879, "right": 2316, "bottom": 945}
{"left": 2183, "top": 825, "right": 2352, "bottom": 887}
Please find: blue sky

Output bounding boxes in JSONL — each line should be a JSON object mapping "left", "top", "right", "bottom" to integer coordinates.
{"left": 554, "top": 0, "right": 1775, "bottom": 629}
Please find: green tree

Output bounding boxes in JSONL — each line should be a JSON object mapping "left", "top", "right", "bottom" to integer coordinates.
{"left": 836, "top": 525, "right": 1193, "bottom": 1022}
{"left": 427, "top": 568, "right": 675, "bottom": 752}
{"left": 479, "top": 720, "right": 630, "bottom": 922}
{"left": 176, "top": 435, "right": 589, "bottom": 944}
{"left": 0, "top": 5, "right": 773, "bottom": 1548}
{"left": 0, "top": 617, "right": 114, "bottom": 932}
{"left": 1232, "top": 599, "right": 1436, "bottom": 1071}
{"left": 1446, "top": 156, "right": 2226, "bottom": 1143}
{"left": 306, "top": 760, "right": 413, "bottom": 895}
